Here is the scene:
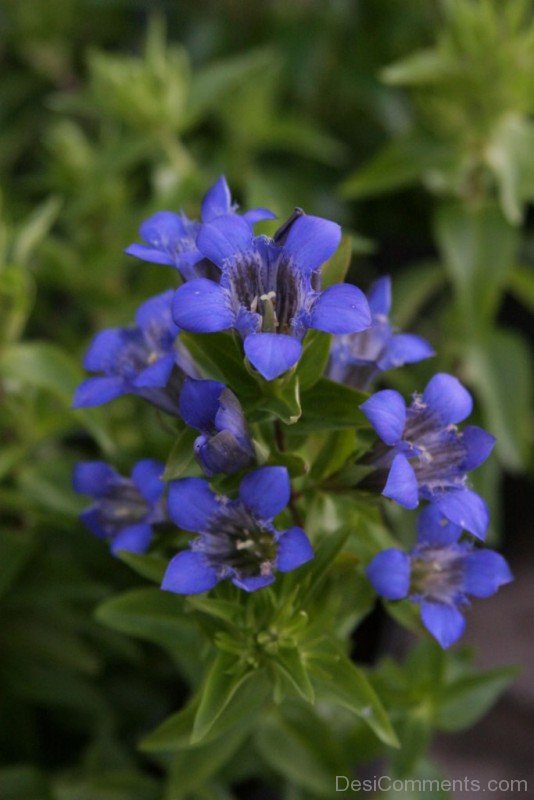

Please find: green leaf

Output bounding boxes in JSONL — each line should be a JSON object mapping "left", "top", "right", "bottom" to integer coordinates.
{"left": 434, "top": 202, "right": 519, "bottom": 325}
{"left": 299, "top": 378, "right": 368, "bottom": 431}
{"left": 179, "top": 332, "right": 257, "bottom": 400}
{"left": 508, "top": 265, "right": 534, "bottom": 314}
{"left": 11, "top": 195, "right": 62, "bottom": 266}
{"left": 117, "top": 552, "right": 168, "bottom": 583}
{"left": 192, "top": 652, "right": 255, "bottom": 744}
{"left": 187, "top": 49, "right": 277, "bottom": 126}
{"left": 252, "top": 374, "right": 301, "bottom": 425}
{"left": 390, "top": 261, "right": 445, "bottom": 328}
{"left": 486, "top": 113, "right": 534, "bottom": 225}
{"left": 321, "top": 236, "right": 352, "bottom": 288}
{"left": 163, "top": 425, "right": 199, "bottom": 481}
{"left": 0, "top": 341, "right": 114, "bottom": 454}
{"left": 0, "top": 765, "right": 48, "bottom": 800}
{"left": 296, "top": 330, "right": 331, "bottom": 391}
{"left": 309, "top": 429, "right": 357, "bottom": 480}
{"left": 141, "top": 669, "right": 268, "bottom": 753}
{"left": 0, "top": 530, "right": 37, "bottom": 598}
{"left": 312, "top": 648, "right": 399, "bottom": 748}
{"left": 381, "top": 48, "right": 453, "bottom": 86}
{"left": 0, "top": 263, "right": 35, "bottom": 343}
{"left": 466, "top": 329, "right": 533, "bottom": 470}
{"left": 256, "top": 706, "right": 340, "bottom": 796}
{"left": 390, "top": 713, "right": 432, "bottom": 778}
{"left": 164, "top": 726, "right": 248, "bottom": 799}
{"left": 436, "top": 666, "right": 517, "bottom": 732}
{"left": 95, "top": 588, "right": 201, "bottom": 682}
{"left": 341, "top": 136, "right": 452, "bottom": 200}
{"left": 275, "top": 648, "right": 315, "bottom": 704}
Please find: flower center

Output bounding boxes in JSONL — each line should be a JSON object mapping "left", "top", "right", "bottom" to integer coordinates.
{"left": 199, "top": 504, "right": 277, "bottom": 578}
{"left": 410, "top": 546, "right": 465, "bottom": 603}
{"left": 99, "top": 483, "right": 148, "bottom": 536}
{"left": 228, "top": 252, "right": 305, "bottom": 335}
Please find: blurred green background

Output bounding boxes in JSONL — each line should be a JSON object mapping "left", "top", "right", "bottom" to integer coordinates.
{"left": 0, "top": 1, "right": 532, "bottom": 798}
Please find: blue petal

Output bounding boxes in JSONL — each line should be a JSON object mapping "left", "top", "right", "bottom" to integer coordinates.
{"left": 124, "top": 243, "right": 176, "bottom": 267}
{"left": 131, "top": 459, "right": 165, "bottom": 504}
{"left": 423, "top": 373, "right": 473, "bottom": 424}
{"left": 244, "top": 333, "right": 302, "bottom": 380}
{"left": 277, "top": 527, "right": 314, "bottom": 572}
{"left": 378, "top": 334, "right": 434, "bottom": 370}
{"left": 464, "top": 550, "right": 513, "bottom": 598}
{"left": 133, "top": 354, "right": 175, "bottom": 388}
{"left": 135, "top": 290, "right": 176, "bottom": 332}
{"left": 196, "top": 431, "right": 252, "bottom": 476}
{"left": 383, "top": 454, "right": 419, "bottom": 509}
{"left": 83, "top": 328, "right": 128, "bottom": 373}
{"left": 420, "top": 600, "right": 465, "bottom": 649}
{"left": 201, "top": 176, "right": 233, "bottom": 222}
{"left": 416, "top": 505, "right": 462, "bottom": 546}
{"left": 167, "top": 478, "right": 220, "bottom": 532}
{"left": 111, "top": 523, "right": 153, "bottom": 555}
{"left": 461, "top": 426, "right": 496, "bottom": 471}
{"left": 367, "top": 276, "right": 392, "bottom": 316}
{"left": 162, "top": 550, "right": 219, "bottom": 595}
{"left": 73, "top": 376, "right": 125, "bottom": 407}
{"left": 140, "top": 211, "right": 189, "bottom": 248}
{"left": 80, "top": 507, "right": 106, "bottom": 539}
{"left": 360, "top": 390, "right": 406, "bottom": 445}
{"left": 239, "top": 466, "right": 290, "bottom": 520}
{"left": 232, "top": 574, "right": 276, "bottom": 592}
{"left": 72, "top": 461, "right": 117, "bottom": 497}
{"left": 172, "top": 279, "right": 234, "bottom": 333}
{"left": 311, "top": 284, "right": 371, "bottom": 334}
{"left": 282, "top": 215, "right": 341, "bottom": 273}
{"left": 196, "top": 215, "right": 254, "bottom": 268}
{"left": 434, "top": 488, "right": 489, "bottom": 540}
{"left": 366, "top": 549, "right": 410, "bottom": 600}
{"left": 215, "top": 388, "right": 248, "bottom": 440}
{"left": 242, "top": 207, "right": 277, "bottom": 224}
{"left": 179, "top": 378, "right": 224, "bottom": 431}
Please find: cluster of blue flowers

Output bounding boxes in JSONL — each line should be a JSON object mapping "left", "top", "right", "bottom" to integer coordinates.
{"left": 73, "top": 175, "right": 511, "bottom": 648}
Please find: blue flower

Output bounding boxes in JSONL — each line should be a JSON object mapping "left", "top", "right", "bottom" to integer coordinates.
{"left": 360, "top": 373, "right": 495, "bottom": 539}
{"left": 161, "top": 466, "right": 313, "bottom": 594}
{"left": 328, "top": 276, "right": 434, "bottom": 389}
{"left": 125, "top": 175, "right": 275, "bottom": 280}
{"left": 73, "top": 460, "right": 166, "bottom": 555}
{"left": 366, "top": 505, "right": 513, "bottom": 648}
{"left": 73, "top": 290, "right": 199, "bottom": 415}
{"left": 179, "top": 378, "right": 254, "bottom": 476}
{"left": 172, "top": 211, "right": 372, "bottom": 380}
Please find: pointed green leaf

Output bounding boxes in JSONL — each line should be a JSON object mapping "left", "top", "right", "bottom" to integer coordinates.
{"left": 436, "top": 666, "right": 517, "bottom": 732}
{"left": 192, "top": 652, "right": 255, "bottom": 744}
{"left": 312, "top": 648, "right": 399, "bottom": 748}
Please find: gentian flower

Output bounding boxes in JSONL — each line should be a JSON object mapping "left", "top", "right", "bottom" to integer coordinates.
{"left": 161, "top": 466, "right": 313, "bottom": 594}
{"left": 327, "top": 276, "right": 434, "bottom": 389}
{"left": 73, "top": 460, "right": 166, "bottom": 554}
{"left": 73, "top": 290, "right": 199, "bottom": 415}
{"left": 125, "top": 175, "right": 275, "bottom": 280}
{"left": 360, "top": 373, "right": 495, "bottom": 539}
{"left": 179, "top": 378, "right": 254, "bottom": 476}
{"left": 172, "top": 211, "right": 372, "bottom": 380}
{"left": 366, "top": 505, "right": 513, "bottom": 648}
